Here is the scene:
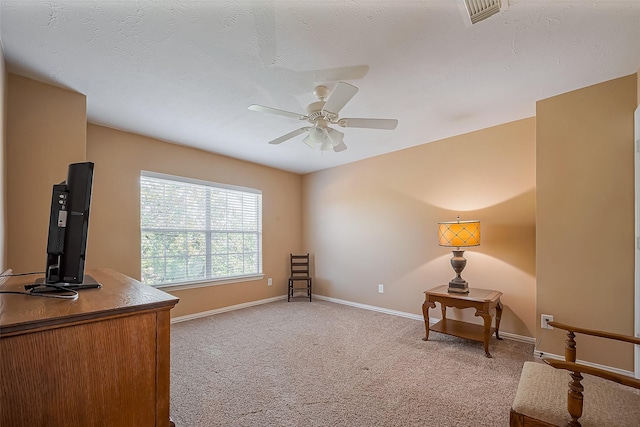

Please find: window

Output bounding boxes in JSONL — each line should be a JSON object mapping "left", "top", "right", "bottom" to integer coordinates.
{"left": 140, "top": 172, "right": 262, "bottom": 287}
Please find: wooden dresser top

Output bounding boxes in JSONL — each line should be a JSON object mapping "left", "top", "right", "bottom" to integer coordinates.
{"left": 0, "top": 268, "right": 178, "bottom": 336}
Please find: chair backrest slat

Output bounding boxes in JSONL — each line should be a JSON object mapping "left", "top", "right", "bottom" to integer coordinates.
{"left": 290, "top": 253, "right": 310, "bottom": 277}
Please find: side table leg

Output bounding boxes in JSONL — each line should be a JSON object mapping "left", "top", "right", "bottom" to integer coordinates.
{"left": 422, "top": 301, "right": 436, "bottom": 341}
{"left": 478, "top": 310, "right": 493, "bottom": 358}
{"left": 495, "top": 301, "right": 503, "bottom": 340}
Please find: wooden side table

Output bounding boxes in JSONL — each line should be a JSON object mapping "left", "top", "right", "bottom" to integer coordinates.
{"left": 422, "top": 285, "right": 503, "bottom": 357}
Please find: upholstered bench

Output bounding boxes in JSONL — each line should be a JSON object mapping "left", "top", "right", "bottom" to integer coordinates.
{"left": 510, "top": 361, "right": 640, "bottom": 426}
{"left": 510, "top": 322, "right": 640, "bottom": 427}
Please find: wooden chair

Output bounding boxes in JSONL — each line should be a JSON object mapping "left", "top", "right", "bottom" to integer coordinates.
{"left": 510, "top": 321, "right": 640, "bottom": 427}
{"left": 288, "top": 253, "right": 311, "bottom": 302}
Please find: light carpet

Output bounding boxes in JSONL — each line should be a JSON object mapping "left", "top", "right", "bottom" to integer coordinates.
{"left": 170, "top": 299, "right": 535, "bottom": 426}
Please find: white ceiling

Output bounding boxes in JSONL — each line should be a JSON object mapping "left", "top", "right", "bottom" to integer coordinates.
{"left": 1, "top": 1, "right": 639, "bottom": 174}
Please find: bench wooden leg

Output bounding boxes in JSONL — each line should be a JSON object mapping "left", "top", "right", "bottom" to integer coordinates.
{"left": 509, "top": 408, "right": 557, "bottom": 427}
{"left": 567, "top": 370, "right": 584, "bottom": 427}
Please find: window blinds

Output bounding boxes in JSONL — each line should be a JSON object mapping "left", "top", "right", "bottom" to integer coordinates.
{"left": 140, "top": 173, "right": 262, "bottom": 286}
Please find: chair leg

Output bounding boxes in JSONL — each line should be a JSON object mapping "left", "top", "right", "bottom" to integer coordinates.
{"left": 308, "top": 278, "right": 312, "bottom": 301}
{"left": 288, "top": 279, "right": 291, "bottom": 302}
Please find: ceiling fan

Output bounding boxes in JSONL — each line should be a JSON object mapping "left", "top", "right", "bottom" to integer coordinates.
{"left": 248, "top": 82, "right": 398, "bottom": 152}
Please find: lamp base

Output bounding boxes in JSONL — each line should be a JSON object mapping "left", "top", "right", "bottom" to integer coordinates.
{"left": 448, "top": 280, "right": 469, "bottom": 294}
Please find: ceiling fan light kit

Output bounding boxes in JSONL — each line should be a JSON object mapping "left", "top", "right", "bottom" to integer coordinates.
{"left": 302, "top": 126, "right": 346, "bottom": 152}
{"left": 248, "top": 81, "right": 398, "bottom": 152}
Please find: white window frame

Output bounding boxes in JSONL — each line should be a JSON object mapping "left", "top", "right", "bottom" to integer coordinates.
{"left": 140, "top": 171, "right": 263, "bottom": 290}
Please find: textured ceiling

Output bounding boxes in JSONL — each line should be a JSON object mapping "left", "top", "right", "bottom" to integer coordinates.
{"left": 1, "top": 0, "right": 639, "bottom": 174}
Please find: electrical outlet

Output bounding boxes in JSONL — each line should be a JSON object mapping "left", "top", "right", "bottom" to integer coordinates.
{"left": 378, "top": 284, "right": 384, "bottom": 293}
{"left": 267, "top": 278, "right": 272, "bottom": 286}
{"left": 541, "top": 314, "right": 554, "bottom": 329}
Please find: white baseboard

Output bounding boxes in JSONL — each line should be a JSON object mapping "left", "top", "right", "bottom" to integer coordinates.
{"left": 534, "top": 350, "right": 636, "bottom": 378}
{"left": 499, "top": 331, "right": 536, "bottom": 344}
{"left": 170, "top": 292, "right": 536, "bottom": 344}
{"left": 170, "top": 295, "right": 287, "bottom": 323}
{"left": 169, "top": 292, "right": 634, "bottom": 377}
{"left": 317, "top": 294, "right": 634, "bottom": 376}
{"left": 312, "top": 294, "right": 536, "bottom": 344}
{"left": 313, "top": 294, "right": 424, "bottom": 321}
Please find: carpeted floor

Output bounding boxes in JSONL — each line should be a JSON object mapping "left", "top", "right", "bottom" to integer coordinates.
{"left": 170, "top": 299, "right": 535, "bottom": 426}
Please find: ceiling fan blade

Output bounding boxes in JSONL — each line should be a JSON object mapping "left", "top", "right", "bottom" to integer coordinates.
{"left": 248, "top": 104, "right": 306, "bottom": 120}
{"left": 337, "top": 118, "right": 398, "bottom": 130}
{"left": 322, "top": 82, "right": 358, "bottom": 116}
{"left": 333, "top": 141, "right": 348, "bottom": 152}
{"left": 268, "top": 127, "right": 311, "bottom": 145}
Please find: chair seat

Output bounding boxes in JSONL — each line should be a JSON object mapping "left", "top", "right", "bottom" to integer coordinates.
{"left": 511, "top": 362, "right": 640, "bottom": 426}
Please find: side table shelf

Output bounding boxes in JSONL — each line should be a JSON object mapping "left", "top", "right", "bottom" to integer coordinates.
{"left": 422, "top": 285, "right": 503, "bottom": 357}
{"left": 430, "top": 318, "right": 496, "bottom": 343}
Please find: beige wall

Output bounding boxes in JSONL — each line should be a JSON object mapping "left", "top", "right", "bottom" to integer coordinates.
{"left": 0, "top": 43, "right": 6, "bottom": 271}
{"left": 537, "top": 74, "right": 637, "bottom": 371}
{"left": 303, "top": 118, "right": 537, "bottom": 338}
{"left": 4, "top": 70, "right": 637, "bottom": 368}
{"left": 86, "top": 124, "right": 303, "bottom": 318}
{"left": 4, "top": 74, "right": 302, "bottom": 319}
{"left": 6, "top": 74, "right": 86, "bottom": 273}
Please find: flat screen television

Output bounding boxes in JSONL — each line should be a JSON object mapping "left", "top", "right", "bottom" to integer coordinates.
{"left": 34, "top": 161, "right": 100, "bottom": 291}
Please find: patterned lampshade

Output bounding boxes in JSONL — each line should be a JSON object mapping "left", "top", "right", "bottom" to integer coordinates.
{"left": 438, "top": 218, "right": 480, "bottom": 248}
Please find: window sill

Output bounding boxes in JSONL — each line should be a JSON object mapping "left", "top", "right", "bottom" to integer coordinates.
{"left": 152, "top": 274, "right": 265, "bottom": 292}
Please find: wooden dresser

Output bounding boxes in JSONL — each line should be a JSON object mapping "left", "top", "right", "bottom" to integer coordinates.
{"left": 0, "top": 268, "right": 179, "bottom": 426}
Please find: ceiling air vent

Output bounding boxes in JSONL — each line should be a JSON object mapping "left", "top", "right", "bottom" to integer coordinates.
{"left": 464, "top": 0, "right": 502, "bottom": 24}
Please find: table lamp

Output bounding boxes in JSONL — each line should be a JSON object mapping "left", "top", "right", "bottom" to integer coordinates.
{"left": 438, "top": 216, "right": 480, "bottom": 294}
